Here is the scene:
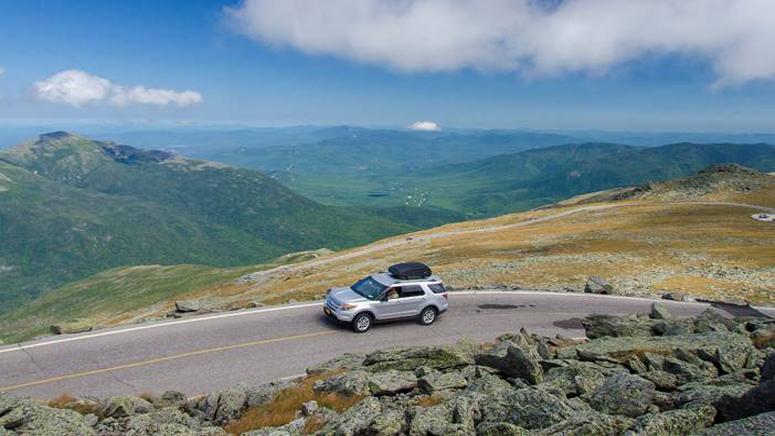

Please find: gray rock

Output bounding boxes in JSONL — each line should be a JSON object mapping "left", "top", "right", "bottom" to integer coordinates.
{"left": 123, "top": 407, "right": 217, "bottom": 436}
{"left": 475, "top": 422, "right": 527, "bottom": 435}
{"left": 418, "top": 371, "right": 468, "bottom": 394}
{"left": 313, "top": 370, "right": 372, "bottom": 396}
{"left": 653, "top": 318, "right": 696, "bottom": 336}
{"left": 476, "top": 388, "right": 583, "bottom": 430}
{"left": 662, "top": 292, "right": 688, "bottom": 302}
{"left": 174, "top": 300, "right": 201, "bottom": 313}
{"left": 714, "top": 377, "right": 775, "bottom": 422}
{"left": 650, "top": 303, "right": 673, "bottom": 320}
{"left": 50, "top": 319, "right": 93, "bottom": 335}
{"left": 83, "top": 413, "right": 99, "bottom": 427}
{"left": 625, "top": 405, "right": 716, "bottom": 436}
{"left": 541, "top": 362, "right": 606, "bottom": 397}
{"left": 475, "top": 343, "right": 543, "bottom": 384}
{"left": 585, "top": 275, "right": 615, "bottom": 294}
{"left": 244, "top": 381, "right": 291, "bottom": 408}
{"left": 640, "top": 370, "right": 680, "bottom": 391}
{"left": 752, "top": 327, "right": 775, "bottom": 350}
{"left": 307, "top": 353, "right": 367, "bottom": 375}
{"left": 300, "top": 400, "right": 318, "bottom": 416}
{"left": 697, "top": 410, "right": 775, "bottom": 435}
{"left": 696, "top": 340, "right": 755, "bottom": 374}
{"left": 368, "top": 370, "right": 418, "bottom": 396}
{"left": 662, "top": 356, "right": 718, "bottom": 383}
{"left": 675, "top": 381, "right": 755, "bottom": 409}
{"left": 318, "top": 397, "right": 382, "bottom": 436}
{"left": 371, "top": 408, "right": 407, "bottom": 436}
{"left": 590, "top": 373, "right": 656, "bottom": 417}
{"left": 693, "top": 309, "right": 737, "bottom": 334}
{"left": 155, "top": 391, "right": 187, "bottom": 409}
{"left": 582, "top": 314, "right": 655, "bottom": 340}
{"left": 198, "top": 389, "right": 247, "bottom": 424}
{"left": 531, "top": 412, "right": 635, "bottom": 436}
{"left": 102, "top": 396, "right": 154, "bottom": 418}
{"left": 363, "top": 344, "right": 476, "bottom": 372}
{"left": 0, "top": 394, "right": 96, "bottom": 436}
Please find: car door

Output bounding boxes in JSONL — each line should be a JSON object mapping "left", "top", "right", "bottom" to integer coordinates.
{"left": 374, "top": 287, "right": 404, "bottom": 319}
{"left": 397, "top": 285, "right": 426, "bottom": 317}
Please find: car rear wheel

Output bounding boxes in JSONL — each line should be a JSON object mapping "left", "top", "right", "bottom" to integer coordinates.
{"left": 352, "top": 313, "right": 373, "bottom": 333}
{"left": 419, "top": 307, "right": 437, "bottom": 326}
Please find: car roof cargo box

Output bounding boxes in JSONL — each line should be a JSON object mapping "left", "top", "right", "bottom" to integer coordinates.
{"left": 389, "top": 262, "right": 432, "bottom": 280}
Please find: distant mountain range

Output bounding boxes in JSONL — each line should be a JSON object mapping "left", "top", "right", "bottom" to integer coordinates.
{"left": 0, "top": 132, "right": 443, "bottom": 313}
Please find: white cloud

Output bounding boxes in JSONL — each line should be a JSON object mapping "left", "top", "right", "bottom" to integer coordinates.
{"left": 34, "top": 70, "right": 203, "bottom": 107}
{"left": 409, "top": 120, "right": 441, "bottom": 131}
{"left": 0, "top": 67, "right": 5, "bottom": 78}
{"left": 225, "top": 0, "right": 775, "bottom": 86}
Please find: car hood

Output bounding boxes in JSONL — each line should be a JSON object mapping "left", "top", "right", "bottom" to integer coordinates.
{"left": 328, "top": 287, "right": 370, "bottom": 304}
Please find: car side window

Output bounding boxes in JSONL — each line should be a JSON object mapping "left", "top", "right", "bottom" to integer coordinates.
{"left": 399, "top": 285, "right": 424, "bottom": 298}
{"left": 385, "top": 287, "right": 400, "bottom": 300}
{"left": 428, "top": 284, "right": 446, "bottom": 294}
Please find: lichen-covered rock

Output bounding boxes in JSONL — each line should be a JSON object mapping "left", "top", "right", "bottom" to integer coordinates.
{"left": 675, "top": 381, "right": 755, "bottom": 409}
{"left": 475, "top": 343, "right": 544, "bottom": 384}
{"left": 640, "top": 370, "right": 680, "bottom": 391}
{"left": 477, "top": 388, "right": 584, "bottom": 430}
{"left": 531, "top": 412, "right": 635, "bottom": 436}
{"left": 198, "top": 389, "right": 247, "bottom": 424}
{"left": 368, "top": 370, "right": 418, "bottom": 396}
{"left": 318, "top": 397, "right": 382, "bottom": 436}
{"left": 662, "top": 356, "right": 718, "bottom": 383}
{"left": 174, "top": 300, "right": 201, "bottom": 313}
{"left": 624, "top": 405, "right": 716, "bottom": 436}
{"left": 541, "top": 362, "right": 606, "bottom": 397}
{"left": 582, "top": 314, "right": 655, "bottom": 340}
{"left": 123, "top": 408, "right": 226, "bottom": 436}
{"left": 585, "top": 276, "right": 614, "bottom": 294}
{"left": 697, "top": 410, "right": 775, "bottom": 435}
{"left": 590, "top": 373, "right": 656, "bottom": 417}
{"left": 364, "top": 344, "right": 475, "bottom": 372}
{"left": 155, "top": 391, "right": 187, "bottom": 409}
{"left": 102, "top": 396, "right": 154, "bottom": 419}
{"left": 306, "top": 353, "right": 367, "bottom": 375}
{"left": 0, "top": 394, "right": 95, "bottom": 436}
{"left": 693, "top": 309, "right": 737, "bottom": 334}
{"left": 313, "top": 370, "right": 372, "bottom": 396}
{"left": 762, "top": 352, "right": 775, "bottom": 381}
{"left": 475, "top": 421, "right": 527, "bottom": 435}
{"left": 649, "top": 303, "right": 672, "bottom": 320}
{"left": 418, "top": 371, "right": 468, "bottom": 394}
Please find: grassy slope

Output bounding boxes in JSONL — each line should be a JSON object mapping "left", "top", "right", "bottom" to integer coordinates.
{"left": 0, "top": 133, "right": 420, "bottom": 314}
{"left": 3, "top": 169, "right": 773, "bottom": 343}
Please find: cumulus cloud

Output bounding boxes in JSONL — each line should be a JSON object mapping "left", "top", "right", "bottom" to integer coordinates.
{"left": 225, "top": 0, "right": 775, "bottom": 86}
{"left": 34, "top": 70, "right": 203, "bottom": 107}
{"left": 409, "top": 120, "right": 441, "bottom": 131}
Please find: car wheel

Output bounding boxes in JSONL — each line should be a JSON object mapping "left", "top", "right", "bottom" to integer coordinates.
{"left": 419, "top": 307, "right": 437, "bottom": 326}
{"left": 352, "top": 313, "right": 373, "bottom": 333}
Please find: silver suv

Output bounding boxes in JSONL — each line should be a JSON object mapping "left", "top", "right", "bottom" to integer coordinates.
{"left": 324, "top": 270, "right": 449, "bottom": 333}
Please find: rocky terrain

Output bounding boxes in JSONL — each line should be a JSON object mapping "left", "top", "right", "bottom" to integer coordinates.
{"left": 2, "top": 306, "right": 774, "bottom": 435}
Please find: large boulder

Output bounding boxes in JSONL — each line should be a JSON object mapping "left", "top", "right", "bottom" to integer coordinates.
{"left": 175, "top": 300, "right": 201, "bottom": 313}
{"left": 697, "top": 410, "right": 775, "bottom": 435}
{"left": 531, "top": 412, "right": 635, "bottom": 436}
{"left": 198, "top": 388, "right": 247, "bottom": 424}
{"left": 0, "top": 393, "right": 96, "bottom": 435}
{"left": 585, "top": 276, "right": 615, "bottom": 294}
{"left": 50, "top": 319, "right": 93, "bottom": 335}
{"left": 418, "top": 371, "right": 468, "bottom": 394}
{"left": 624, "top": 405, "right": 717, "bottom": 436}
{"left": 540, "top": 362, "right": 606, "bottom": 397}
{"left": 102, "top": 396, "right": 154, "bottom": 418}
{"left": 363, "top": 344, "right": 476, "bottom": 372}
{"left": 123, "top": 408, "right": 226, "bottom": 436}
{"left": 693, "top": 309, "right": 737, "bottom": 334}
{"left": 318, "top": 397, "right": 383, "bottom": 436}
{"left": 762, "top": 352, "right": 775, "bottom": 381}
{"left": 582, "top": 314, "right": 656, "bottom": 340}
{"left": 307, "top": 353, "right": 367, "bottom": 375}
{"left": 649, "top": 303, "right": 673, "bottom": 320}
{"left": 590, "top": 373, "right": 656, "bottom": 417}
{"left": 475, "top": 343, "right": 543, "bottom": 384}
{"left": 476, "top": 388, "right": 585, "bottom": 430}
{"left": 367, "top": 370, "right": 418, "bottom": 396}
{"left": 475, "top": 421, "right": 527, "bottom": 435}
{"left": 313, "top": 370, "right": 372, "bottom": 397}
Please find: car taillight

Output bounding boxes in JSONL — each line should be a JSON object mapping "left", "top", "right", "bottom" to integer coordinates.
{"left": 442, "top": 293, "right": 448, "bottom": 299}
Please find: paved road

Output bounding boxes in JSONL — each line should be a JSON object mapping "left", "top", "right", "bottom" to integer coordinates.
{"left": 1, "top": 291, "right": 773, "bottom": 400}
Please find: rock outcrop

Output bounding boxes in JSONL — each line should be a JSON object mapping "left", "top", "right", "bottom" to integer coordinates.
{"left": 3, "top": 309, "right": 775, "bottom": 435}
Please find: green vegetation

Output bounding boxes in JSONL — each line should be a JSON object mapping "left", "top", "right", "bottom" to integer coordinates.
{"left": 0, "top": 132, "right": 431, "bottom": 314}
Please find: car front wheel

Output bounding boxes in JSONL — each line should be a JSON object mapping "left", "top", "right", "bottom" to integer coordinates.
{"left": 352, "top": 313, "right": 373, "bottom": 333}
{"left": 419, "top": 307, "right": 437, "bottom": 326}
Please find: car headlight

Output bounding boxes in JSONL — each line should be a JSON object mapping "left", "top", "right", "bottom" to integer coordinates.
{"left": 341, "top": 303, "right": 357, "bottom": 311}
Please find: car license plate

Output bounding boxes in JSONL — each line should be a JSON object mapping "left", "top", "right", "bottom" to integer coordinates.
{"left": 324, "top": 307, "right": 332, "bottom": 316}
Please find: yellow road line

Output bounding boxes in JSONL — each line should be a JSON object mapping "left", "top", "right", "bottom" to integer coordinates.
{"left": 1, "top": 330, "right": 335, "bottom": 392}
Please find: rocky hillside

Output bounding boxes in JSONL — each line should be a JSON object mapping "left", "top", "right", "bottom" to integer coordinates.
{"left": 2, "top": 307, "right": 774, "bottom": 435}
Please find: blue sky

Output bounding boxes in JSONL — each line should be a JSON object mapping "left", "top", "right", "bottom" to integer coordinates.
{"left": 1, "top": 0, "right": 774, "bottom": 132}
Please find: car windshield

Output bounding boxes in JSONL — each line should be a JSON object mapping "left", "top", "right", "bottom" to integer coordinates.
{"left": 351, "top": 276, "right": 387, "bottom": 300}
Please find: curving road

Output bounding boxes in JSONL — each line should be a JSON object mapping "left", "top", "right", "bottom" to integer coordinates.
{"left": 1, "top": 291, "right": 773, "bottom": 400}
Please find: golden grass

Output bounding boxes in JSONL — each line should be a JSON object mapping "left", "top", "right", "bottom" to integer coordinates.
{"left": 223, "top": 372, "right": 363, "bottom": 435}
{"left": 47, "top": 394, "right": 104, "bottom": 418}
{"left": 415, "top": 396, "right": 444, "bottom": 407}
